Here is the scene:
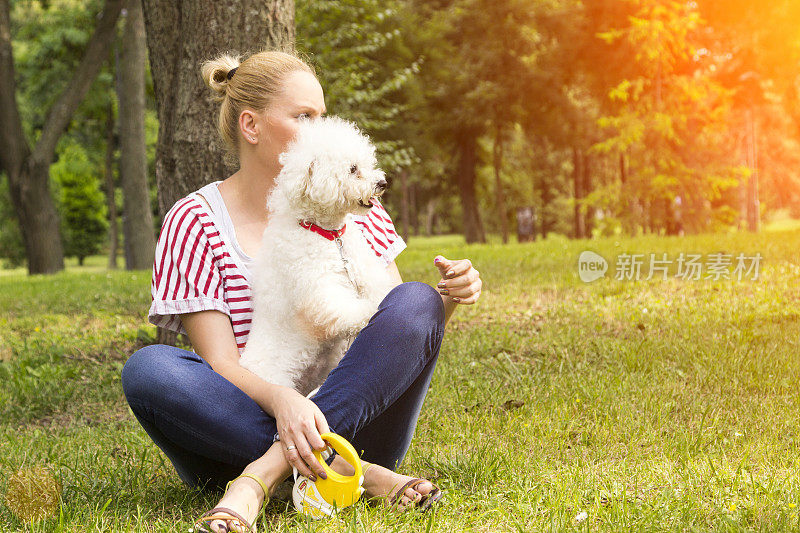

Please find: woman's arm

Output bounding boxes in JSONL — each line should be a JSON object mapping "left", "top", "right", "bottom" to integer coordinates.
{"left": 180, "top": 309, "right": 288, "bottom": 417}
{"left": 180, "top": 310, "right": 331, "bottom": 480}
{"left": 386, "top": 260, "right": 459, "bottom": 326}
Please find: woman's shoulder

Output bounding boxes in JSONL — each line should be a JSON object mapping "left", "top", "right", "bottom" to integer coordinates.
{"left": 161, "top": 196, "right": 208, "bottom": 231}
{"left": 352, "top": 198, "right": 399, "bottom": 236}
{"left": 161, "top": 183, "right": 221, "bottom": 230}
{"left": 157, "top": 193, "right": 224, "bottom": 251}
{"left": 350, "top": 198, "right": 405, "bottom": 265}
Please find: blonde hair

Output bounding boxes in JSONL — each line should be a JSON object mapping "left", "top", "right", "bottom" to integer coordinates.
{"left": 201, "top": 49, "right": 317, "bottom": 165}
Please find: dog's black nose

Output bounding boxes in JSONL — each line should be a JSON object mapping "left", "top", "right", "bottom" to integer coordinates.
{"left": 376, "top": 179, "right": 387, "bottom": 191}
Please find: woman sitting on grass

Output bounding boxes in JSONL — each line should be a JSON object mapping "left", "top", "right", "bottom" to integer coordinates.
{"left": 121, "top": 49, "right": 483, "bottom": 532}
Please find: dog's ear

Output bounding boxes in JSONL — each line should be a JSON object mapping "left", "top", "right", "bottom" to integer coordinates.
{"left": 301, "top": 159, "right": 315, "bottom": 197}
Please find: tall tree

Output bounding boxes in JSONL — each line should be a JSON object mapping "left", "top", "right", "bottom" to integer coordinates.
{"left": 140, "top": 0, "right": 294, "bottom": 217}
{"left": 405, "top": 0, "right": 556, "bottom": 243}
{"left": 0, "top": 0, "right": 124, "bottom": 274}
{"left": 592, "top": 0, "right": 740, "bottom": 233}
{"left": 103, "top": 100, "right": 119, "bottom": 269}
{"left": 118, "top": 0, "right": 154, "bottom": 269}
{"left": 52, "top": 143, "right": 108, "bottom": 266}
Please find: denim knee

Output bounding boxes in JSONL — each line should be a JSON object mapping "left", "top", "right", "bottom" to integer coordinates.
{"left": 382, "top": 282, "right": 445, "bottom": 349}
{"left": 121, "top": 344, "right": 157, "bottom": 401}
{"left": 121, "top": 344, "right": 194, "bottom": 405}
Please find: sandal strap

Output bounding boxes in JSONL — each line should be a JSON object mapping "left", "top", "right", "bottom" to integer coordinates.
{"left": 419, "top": 487, "right": 444, "bottom": 511}
{"left": 226, "top": 473, "right": 271, "bottom": 510}
{"left": 362, "top": 460, "right": 374, "bottom": 477}
{"left": 388, "top": 478, "right": 426, "bottom": 506}
{"left": 230, "top": 474, "right": 269, "bottom": 507}
{"left": 388, "top": 478, "right": 443, "bottom": 509}
{"left": 195, "top": 506, "right": 254, "bottom": 532}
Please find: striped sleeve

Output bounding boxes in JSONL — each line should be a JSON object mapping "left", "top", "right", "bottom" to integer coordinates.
{"left": 148, "top": 197, "right": 229, "bottom": 334}
{"left": 353, "top": 199, "right": 407, "bottom": 266}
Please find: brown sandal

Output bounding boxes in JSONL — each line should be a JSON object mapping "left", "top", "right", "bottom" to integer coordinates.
{"left": 193, "top": 506, "right": 255, "bottom": 533}
{"left": 193, "top": 473, "right": 270, "bottom": 532}
{"left": 387, "top": 478, "right": 443, "bottom": 511}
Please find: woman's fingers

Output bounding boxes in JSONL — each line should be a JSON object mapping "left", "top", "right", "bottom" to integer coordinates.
{"left": 282, "top": 441, "right": 316, "bottom": 480}
{"left": 440, "top": 283, "right": 482, "bottom": 303}
{"left": 438, "top": 269, "right": 480, "bottom": 289}
{"left": 301, "top": 426, "right": 329, "bottom": 479}
{"left": 314, "top": 409, "right": 330, "bottom": 435}
{"left": 305, "top": 421, "right": 326, "bottom": 450}
{"left": 284, "top": 420, "right": 328, "bottom": 480}
{"left": 440, "top": 258, "right": 472, "bottom": 278}
{"left": 454, "top": 288, "right": 481, "bottom": 304}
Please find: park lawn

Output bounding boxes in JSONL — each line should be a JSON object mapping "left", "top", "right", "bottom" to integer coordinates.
{"left": 1, "top": 229, "right": 800, "bottom": 532}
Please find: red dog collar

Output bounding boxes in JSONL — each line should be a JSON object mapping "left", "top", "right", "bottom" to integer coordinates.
{"left": 298, "top": 220, "right": 346, "bottom": 241}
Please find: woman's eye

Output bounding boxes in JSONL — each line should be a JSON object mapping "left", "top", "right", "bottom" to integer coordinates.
{"left": 297, "top": 112, "right": 310, "bottom": 120}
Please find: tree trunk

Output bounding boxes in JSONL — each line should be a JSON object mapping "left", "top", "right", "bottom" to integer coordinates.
{"left": 141, "top": 0, "right": 295, "bottom": 216}
{"left": 409, "top": 181, "right": 418, "bottom": 236}
{"left": 745, "top": 109, "right": 760, "bottom": 232}
{"left": 7, "top": 160, "right": 64, "bottom": 273}
{"left": 582, "top": 151, "right": 592, "bottom": 236}
{"left": 424, "top": 198, "right": 437, "bottom": 236}
{"left": 573, "top": 146, "right": 585, "bottom": 239}
{"left": 493, "top": 124, "right": 508, "bottom": 244}
{"left": 0, "top": 0, "right": 124, "bottom": 274}
{"left": 399, "top": 168, "right": 410, "bottom": 243}
{"left": 156, "top": 328, "right": 178, "bottom": 346}
{"left": 540, "top": 179, "right": 552, "bottom": 238}
{"left": 529, "top": 137, "right": 547, "bottom": 239}
{"left": 104, "top": 102, "right": 119, "bottom": 270}
{"left": 141, "top": 0, "right": 294, "bottom": 344}
{"left": 454, "top": 129, "right": 485, "bottom": 244}
{"left": 118, "top": 0, "right": 155, "bottom": 270}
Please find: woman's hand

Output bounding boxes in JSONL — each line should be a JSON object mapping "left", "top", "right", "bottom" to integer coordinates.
{"left": 271, "top": 386, "right": 330, "bottom": 481}
{"left": 434, "top": 255, "right": 482, "bottom": 304}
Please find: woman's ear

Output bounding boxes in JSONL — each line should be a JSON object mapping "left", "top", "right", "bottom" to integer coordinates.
{"left": 239, "top": 109, "right": 259, "bottom": 143}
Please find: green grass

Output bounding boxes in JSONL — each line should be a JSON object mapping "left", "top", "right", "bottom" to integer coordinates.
{"left": 2, "top": 229, "right": 800, "bottom": 531}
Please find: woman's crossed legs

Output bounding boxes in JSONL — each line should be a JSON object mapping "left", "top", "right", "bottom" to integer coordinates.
{"left": 121, "top": 282, "right": 445, "bottom": 528}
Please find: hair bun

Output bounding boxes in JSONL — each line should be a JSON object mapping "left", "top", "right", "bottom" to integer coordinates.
{"left": 201, "top": 52, "right": 242, "bottom": 100}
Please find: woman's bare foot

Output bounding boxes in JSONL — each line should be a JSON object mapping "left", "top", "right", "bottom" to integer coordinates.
{"left": 199, "top": 444, "right": 291, "bottom": 533}
{"left": 330, "top": 456, "right": 439, "bottom": 510}
{"left": 204, "top": 473, "right": 265, "bottom": 532}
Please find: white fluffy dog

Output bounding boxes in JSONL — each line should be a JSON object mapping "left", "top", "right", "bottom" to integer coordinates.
{"left": 239, "top": 116, "right": 396, "bottom": 396}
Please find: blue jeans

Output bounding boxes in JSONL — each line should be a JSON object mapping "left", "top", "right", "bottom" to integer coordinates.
{"left": 121, "top": 282, "right": 445, "bottom": 491}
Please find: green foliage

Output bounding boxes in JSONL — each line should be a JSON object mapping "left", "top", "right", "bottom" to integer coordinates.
{"left": 3, "top": 0, "right": 800, "bottom": 265}
{"left": 51, "top": 143, "right": 108, "bottom": 265}
{"left": 2, "top": 0, "right": 161, "bottom": 267}
{"left": 591, "top": 0, "right": 743, "bottom": 233}
{"left": 296, "top": 0, "right": 422, "bottom": 173}
{"left": 11, "top": 0, "right": 111, "bottom": 146}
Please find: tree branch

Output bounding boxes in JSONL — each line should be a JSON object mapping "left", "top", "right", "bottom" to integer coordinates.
{"left": 32, "top": 0, "right": 125, "bottom": 166}
{"left": 0, "top": 0, "right": 30, "bottom": 178}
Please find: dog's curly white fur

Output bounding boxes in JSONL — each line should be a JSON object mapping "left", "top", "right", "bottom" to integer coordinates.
{"left": 239, "top": 116, "right": 396, "bottom": 396}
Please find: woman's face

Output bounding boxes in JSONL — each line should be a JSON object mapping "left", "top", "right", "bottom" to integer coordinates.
{"left": 250, "top": 70, "right": 326, "bottom": 170}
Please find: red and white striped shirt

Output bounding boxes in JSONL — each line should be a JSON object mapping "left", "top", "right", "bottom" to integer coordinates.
{"left": 148, "top": 181, "right": 406, "bottom": 353}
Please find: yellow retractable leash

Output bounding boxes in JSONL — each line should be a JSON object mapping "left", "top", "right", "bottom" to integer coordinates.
{"left": 292, "top": 433, "right": 365, "bottom": 519}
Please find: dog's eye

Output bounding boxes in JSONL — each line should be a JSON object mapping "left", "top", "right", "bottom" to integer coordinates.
{"left": 350, "top": 164, "right": 359, "bottom": 175}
